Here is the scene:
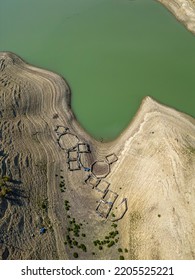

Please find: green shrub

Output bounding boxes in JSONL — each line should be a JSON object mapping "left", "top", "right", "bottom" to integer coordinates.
{"left": 112, "top": 223, "right": 117, "bottom": 228}
{"left": 107, "top": 241, "right": 115, "bottom": 248}
{"left": 2, "top": 176, "right": 11, "bottom": 182}
{"left": 93, "top": 240, "right": 101, "bottom": 246}
{"left": 79, "top": 244, "right": 87, "bottom": 252}
{"left": 0, "top": 186, "right": 12, "bottom": 198}
{"left": 73, "top": 252, "right": 78, "bottom": 258}
{"left": 73, "top": 240, "right": 78, "bottom": 246}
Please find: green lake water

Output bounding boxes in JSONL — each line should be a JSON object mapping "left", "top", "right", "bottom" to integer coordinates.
{"left": 1, "top": 0, "right": 195, "bottom": 140}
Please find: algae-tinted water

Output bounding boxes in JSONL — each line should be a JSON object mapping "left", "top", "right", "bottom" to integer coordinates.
{"left": 1, "top": 0, "right": 195, "bottom": 140}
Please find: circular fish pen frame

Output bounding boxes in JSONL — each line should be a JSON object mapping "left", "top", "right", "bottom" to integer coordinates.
{"left": 58, "top": 133, "right": 79, "bottom": 150}
{"left": 91, "top": 161, "right": 110, "bottom": 179}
